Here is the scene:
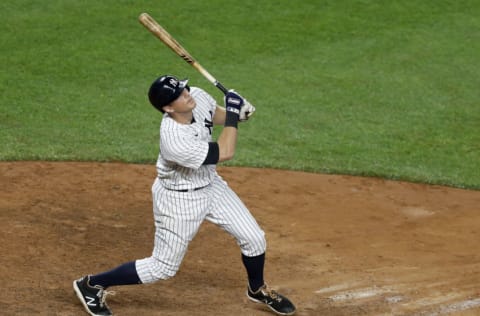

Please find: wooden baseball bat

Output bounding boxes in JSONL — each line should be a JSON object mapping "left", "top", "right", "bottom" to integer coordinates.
{"left": 139, "top": 13, "right": 229, "bottom": 95}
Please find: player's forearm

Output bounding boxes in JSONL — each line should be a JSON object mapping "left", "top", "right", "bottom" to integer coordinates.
{"left": 216, "top": 91, "right": 242, "bottom": 162}
{"left": 217, "top": 127, "right": 238, "bottom": 162}
{"left": 213, "top": 106, "right": 226, "bottom": 125}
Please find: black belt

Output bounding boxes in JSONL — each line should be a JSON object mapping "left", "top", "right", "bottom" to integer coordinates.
{"left": 165, "top": 185, "right": 209, "bottom": 192}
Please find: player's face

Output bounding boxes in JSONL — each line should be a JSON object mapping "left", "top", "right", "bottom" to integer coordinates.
{"left": 168, "top": 89, "right": 196, "bottom": 113}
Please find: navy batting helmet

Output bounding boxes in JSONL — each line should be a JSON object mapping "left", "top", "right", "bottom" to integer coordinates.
{"left": 148, "top": 75, "right": 189, "bottom": 112}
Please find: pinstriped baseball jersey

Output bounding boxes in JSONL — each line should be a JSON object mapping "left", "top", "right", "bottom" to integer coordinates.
{"left": 156, "top": 87, "right": 216, "bottom": 190}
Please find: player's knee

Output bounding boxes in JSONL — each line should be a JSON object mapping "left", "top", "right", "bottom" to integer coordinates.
{"left": 256, "top": 234, "right": 267, "bottom": 253}
{"left": 136, "top": 257, "right": 180, "bottom": 283}
{"left": 151, "top": 262, "right": 180, "bottom": 281}
{"left": 155, "top": 269, "right": 177, "bottom": 280}
{"left": 243, "top": 232, "right": 267, "bottom": 256}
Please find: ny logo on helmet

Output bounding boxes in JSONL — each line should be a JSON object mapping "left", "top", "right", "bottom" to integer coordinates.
{"left": 169, "top": 78, "right": 178, "bottom": 87}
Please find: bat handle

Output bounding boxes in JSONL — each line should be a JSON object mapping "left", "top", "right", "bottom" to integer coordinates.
{"left": 215, "top": 81, "right": 229, "bottom": 95}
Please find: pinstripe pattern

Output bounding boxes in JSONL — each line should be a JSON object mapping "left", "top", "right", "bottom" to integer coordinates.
{"left": 156, "top": 87, "right": 217, "bottom": 190}
{"left": 136, "top": 87, "right": 266, "bottom": 284}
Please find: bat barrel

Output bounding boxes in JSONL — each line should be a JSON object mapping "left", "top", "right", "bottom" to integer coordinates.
{"left": 139, "top": 12, "right": 229, "bottom": 95}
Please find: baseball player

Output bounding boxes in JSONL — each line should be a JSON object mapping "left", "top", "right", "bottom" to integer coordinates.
{"left": 73, "top": 75, "right": 296, "bottom": 316}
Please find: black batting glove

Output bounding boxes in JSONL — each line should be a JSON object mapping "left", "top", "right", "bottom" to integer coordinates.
{"left": 224, "top": 90, "right": 244, "bottom": 128}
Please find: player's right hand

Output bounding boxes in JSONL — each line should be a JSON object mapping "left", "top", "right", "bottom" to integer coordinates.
{"left": 224, "top": 90, "right": 244, "bottom": 115}
{"left": 239, "top": 99, "right": 255, "bottom": 122}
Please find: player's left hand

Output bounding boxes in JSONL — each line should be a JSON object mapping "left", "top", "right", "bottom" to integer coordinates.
{"left": 239, "top": 99, "right": 255, "bottom": 122}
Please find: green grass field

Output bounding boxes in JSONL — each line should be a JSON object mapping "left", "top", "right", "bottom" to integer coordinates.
{"left": 1, "top": 1, "right": 479, "bottom": 189}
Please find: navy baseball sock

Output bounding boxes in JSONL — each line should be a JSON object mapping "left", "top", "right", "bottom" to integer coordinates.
{"left": 89, "top": 261, "right": 141, "bottom": 288}
{"left": 242, "top": 253, "right": 265, "bottom": 292}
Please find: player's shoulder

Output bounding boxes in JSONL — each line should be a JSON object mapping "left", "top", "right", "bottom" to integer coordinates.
{"left": 190, "top": 86, "right": 217, "bottom": 109}
{"left": 159, "top": 116, "right": 189, "bottom": 140}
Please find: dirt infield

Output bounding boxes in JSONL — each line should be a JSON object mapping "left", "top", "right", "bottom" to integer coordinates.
{"left": 1, "top": 161, "right": 479, "bottom": 315}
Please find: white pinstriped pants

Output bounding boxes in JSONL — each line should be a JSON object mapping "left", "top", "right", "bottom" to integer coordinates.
{"left": 135, "top": 176, "right": 266, "bottom": 283}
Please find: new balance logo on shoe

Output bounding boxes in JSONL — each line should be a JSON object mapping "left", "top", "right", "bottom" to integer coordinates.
{"left": 86, "top": 295, "right": 97, "bottom": 306}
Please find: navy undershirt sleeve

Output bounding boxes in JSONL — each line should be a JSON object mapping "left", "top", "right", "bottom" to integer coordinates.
{"left": 202, "top": 142, "right": 220, "bottom": 165}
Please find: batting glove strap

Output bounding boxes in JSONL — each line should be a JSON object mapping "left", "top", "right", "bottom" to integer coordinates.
{"left": 226, "top": 106, "right": 240, "bottom": 114}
